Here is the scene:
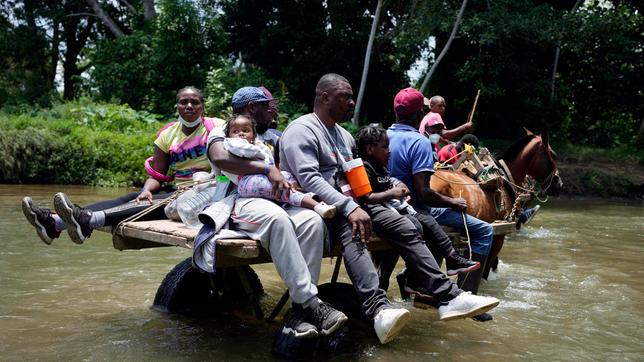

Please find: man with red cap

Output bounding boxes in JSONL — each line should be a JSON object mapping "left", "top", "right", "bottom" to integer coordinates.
{"left": 388, "top": 87, "right": 497, "bottom": 322}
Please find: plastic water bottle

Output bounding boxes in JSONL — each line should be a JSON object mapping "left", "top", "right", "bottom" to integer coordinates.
{"left": 177, "top": 176, "right": 231, "bottom": 228}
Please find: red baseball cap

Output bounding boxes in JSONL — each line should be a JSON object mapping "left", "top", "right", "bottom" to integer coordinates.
{"left": 394, "top": 87, "right": 424, "bottom": 116}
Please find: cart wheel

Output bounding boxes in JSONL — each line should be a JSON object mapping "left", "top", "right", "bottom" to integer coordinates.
{"left": 153, "top": 257, "right": 264, "bottom": 316}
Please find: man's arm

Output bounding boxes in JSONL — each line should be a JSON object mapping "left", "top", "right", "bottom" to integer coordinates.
{"left": 280, "top": 124, "right": 372, "bottom": 241}
{"left": 442, "top": 121, "right": 474, "bottom": 141}
{"left": 412, "top": 171, "right": 467, "bottom": 212}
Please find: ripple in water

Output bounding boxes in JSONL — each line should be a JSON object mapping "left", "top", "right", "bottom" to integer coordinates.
{"left": 521, "top": 226, "right": 561, "bottom": 240}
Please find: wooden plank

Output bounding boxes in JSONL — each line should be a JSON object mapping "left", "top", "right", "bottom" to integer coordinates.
{"left": 218, "top": 244, "right": 260, "bottom": 259}
{"left": 216, "top": 252, "right": 272, "bottom": 267}
{"left": 108, "top": 219, "right": 516, "bottom": 264}
{"left": 492, "top": 221, "right": 516, "bottom": 235}
{"left": 113, "top": 234, "right": 172, "bottom": 251}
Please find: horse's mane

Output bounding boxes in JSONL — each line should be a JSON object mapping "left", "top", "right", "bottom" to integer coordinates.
{"left": 497, "top": 134, "right": 536, "bottom": 162}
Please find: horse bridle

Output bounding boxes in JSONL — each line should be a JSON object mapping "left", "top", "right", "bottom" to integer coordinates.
{"left": 528, "top": 136, "right": 560, "bottom": 197}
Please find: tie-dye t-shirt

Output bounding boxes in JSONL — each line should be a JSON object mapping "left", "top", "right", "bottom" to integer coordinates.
{"left": 154, "top": 118, "right": 224, "bottom": 185}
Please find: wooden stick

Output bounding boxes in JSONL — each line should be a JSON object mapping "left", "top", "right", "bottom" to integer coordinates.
{"left": 467, "top": 89, "right": 481, "bottom": 124}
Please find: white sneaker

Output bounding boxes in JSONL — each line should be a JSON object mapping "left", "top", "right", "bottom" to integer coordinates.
{"left": 314, "top": 202, "right": 337, "bottom": 219}
{"left": 438, "top": 292, "right": 499, "bottom": 321}
{"left": 373, "top": 307, "right": 411, "bottom": 344}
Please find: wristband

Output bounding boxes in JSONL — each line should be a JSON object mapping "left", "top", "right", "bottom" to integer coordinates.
{"left": 264, "top": 164, "right": 271, "bottom": 175}
{"left": 144, "top": 156, "right": 174, "bottom": 183}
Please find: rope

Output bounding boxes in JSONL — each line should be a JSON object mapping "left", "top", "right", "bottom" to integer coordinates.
{"left": 432, "top": 170, "right": 546, "bottom": 196}
{"left": 113, "top": 178, "right": 215, "bottom": 234}
{"left": 458, "top": 190, "right": 473, "bottom": 285}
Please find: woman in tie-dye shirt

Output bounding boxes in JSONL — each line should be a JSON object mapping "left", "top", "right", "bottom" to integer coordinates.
{"left": 21, "top": 87, "right": 225, "bottom": 245}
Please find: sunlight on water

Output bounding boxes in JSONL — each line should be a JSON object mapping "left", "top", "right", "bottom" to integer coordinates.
{"left": 1, "top": 186, "right": 642, "bottom": 361}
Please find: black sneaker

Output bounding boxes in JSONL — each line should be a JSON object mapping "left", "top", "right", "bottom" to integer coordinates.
{"left": 21, "top": 197, "right": 61, "bottom": 245}
{"left": 446, "top": 253, "right": 481, "bottom": 276}
{"left": 281, "top": 305, "right": 319, "bottom": 339}
{"left": 54, "top": 192, "right": 92, "bottom": 244}
{"left": 305, "top": 301, "right": 348, "bottom": 336}
{"left": 396, "top": 269, "right": 410, "bottom": 300}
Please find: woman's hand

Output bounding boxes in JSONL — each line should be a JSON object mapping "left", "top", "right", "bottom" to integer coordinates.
{"left": 135, "top": 189, "right": 153, "bottom": 204}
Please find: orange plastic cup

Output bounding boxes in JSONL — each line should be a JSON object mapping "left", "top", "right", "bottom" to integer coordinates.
{"left": 343, "top": 158, "right": 372, "bottom": 197}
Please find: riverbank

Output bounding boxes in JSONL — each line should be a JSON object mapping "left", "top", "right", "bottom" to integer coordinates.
{"left": 2, "top": 104, "right": 642, "bottom": 199}
{"left": 556, "top": 150, "right": 644, "bottom": 200}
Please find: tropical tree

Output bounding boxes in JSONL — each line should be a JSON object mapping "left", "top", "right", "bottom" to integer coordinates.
{"left": 90, "top": 0, "right": 228, "bottom": 115}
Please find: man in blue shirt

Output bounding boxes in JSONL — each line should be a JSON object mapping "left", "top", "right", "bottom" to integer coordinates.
{"left": 388, "top": 87, "right": 495, "bottom": 322}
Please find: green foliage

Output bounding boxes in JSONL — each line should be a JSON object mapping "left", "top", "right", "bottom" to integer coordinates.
{"left": 203, "top": 58, "right": 307, "bottom": 127}
{"left": 89, "top": 32, "right": 155, "bottom": 110}
{"left": 406, "top": 0, "right": 642, "bottom": 148}
{"left": 0, "top": 101, "right": 164, "bottom": 186}
{"left": 89, "top": 0, "right": 228, "bottom": 116}
{"left": 220, "top": 0, "right": 419, "bottom": 125}
{"left": 555, "top": 3, "right": 643, "bottom": 148}
{"left": 2, "top": 0, "right": 642, "bottom": 152}
{"left": 0, "top": 18, "right": 54, "bottom": 106}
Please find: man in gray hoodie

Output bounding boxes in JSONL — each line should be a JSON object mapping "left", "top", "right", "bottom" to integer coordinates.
{"left": 279, "top": 74, "right": 412, "bottom": 344}
{"left": 280, "top": 74, "right": 500, "bottom": 341}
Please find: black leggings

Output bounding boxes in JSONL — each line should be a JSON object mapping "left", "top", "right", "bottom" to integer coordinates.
{"left": 85, "top": 186, "right": 175, "bottom": 226}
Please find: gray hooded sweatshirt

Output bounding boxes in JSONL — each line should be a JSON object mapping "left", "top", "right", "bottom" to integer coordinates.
{"left": 279, "top": 113, "right": 359, "bottom": 217}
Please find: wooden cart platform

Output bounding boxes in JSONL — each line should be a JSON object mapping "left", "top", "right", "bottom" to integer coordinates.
{"left": 109, "top": 220, "right": 516, "bottom": 268}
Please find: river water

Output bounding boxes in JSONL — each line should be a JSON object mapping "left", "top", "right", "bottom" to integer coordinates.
{"left": 1, "top": 185, "right": 642, "bottom": 361}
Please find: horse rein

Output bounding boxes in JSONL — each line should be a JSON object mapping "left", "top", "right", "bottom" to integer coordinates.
{"left": 526, "top": 136, "right": 560, "bottom": 199}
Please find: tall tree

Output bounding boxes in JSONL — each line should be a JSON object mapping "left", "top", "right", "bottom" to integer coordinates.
{"left": 90, "top": 0, "right": 226, "bottom": 114}
{"left": 353, "top": 0, "right": 383, "bottom": 126}
{"left": 0, "top": 0, "right": 55, "bottom": 105}
{"left": 419, "top": 0, "right": 468, "bottom": 94}
{"left": 222, "top": 0, "right": 421, "bottom": 124}
{"left": 550, "top": 0, "right": 582, "bottom": 97}
{"left": 86, "top": 0, "right": 124, "bottom": 37}
{"left": 142, "top": 0, "right": 156, "bottom": 20}
{"left": 62, "top": 1, "right": 97, "bottom": 99}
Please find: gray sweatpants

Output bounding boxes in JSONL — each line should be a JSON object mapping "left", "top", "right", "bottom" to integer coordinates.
{"left": 230, "top": 197, "right": 327, "bottom": 305}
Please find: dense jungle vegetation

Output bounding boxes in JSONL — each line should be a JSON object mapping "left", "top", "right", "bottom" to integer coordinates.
{"left": 1, "top": 0, "right": 642, "bottom": 196}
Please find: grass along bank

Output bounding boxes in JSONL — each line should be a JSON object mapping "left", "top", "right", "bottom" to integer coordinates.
{"left": 3, "top": 102, "right": 642, "bottom": 199}
{"left": 0, "top": 101, "right": 163, "bottom": 187}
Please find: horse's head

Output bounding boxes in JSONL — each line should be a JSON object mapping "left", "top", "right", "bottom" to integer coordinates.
{"left": 500, "top": 129, "right": 563, "bottom": 195}
{"left": 526, "top": 130, "right": 563, "bottom": 195}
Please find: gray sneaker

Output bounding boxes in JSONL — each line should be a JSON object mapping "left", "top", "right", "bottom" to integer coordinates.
{"left": 305, "top": 301, "right": 348, "bottom": 336}
{"left": 54, "top": 192, "right": 92, "bottom": 244}
{"left": 21, "top": 197, "right": 61, "bottom": 245}
{"left": 281, "top": 304, "right": 319, "bottom": 339}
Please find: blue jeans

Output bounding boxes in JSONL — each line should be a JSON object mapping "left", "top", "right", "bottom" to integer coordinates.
{"left": 412, "top": 203, "right": 493, "bottom": 256}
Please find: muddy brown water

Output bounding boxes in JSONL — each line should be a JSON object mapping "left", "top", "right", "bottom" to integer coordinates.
{"left": 1, "top": 185, "right": 642, "bottom": 361}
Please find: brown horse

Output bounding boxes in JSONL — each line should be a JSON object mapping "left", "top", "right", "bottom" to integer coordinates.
{"left": 430, "top": 130, "right": 562, "bottom": 275}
